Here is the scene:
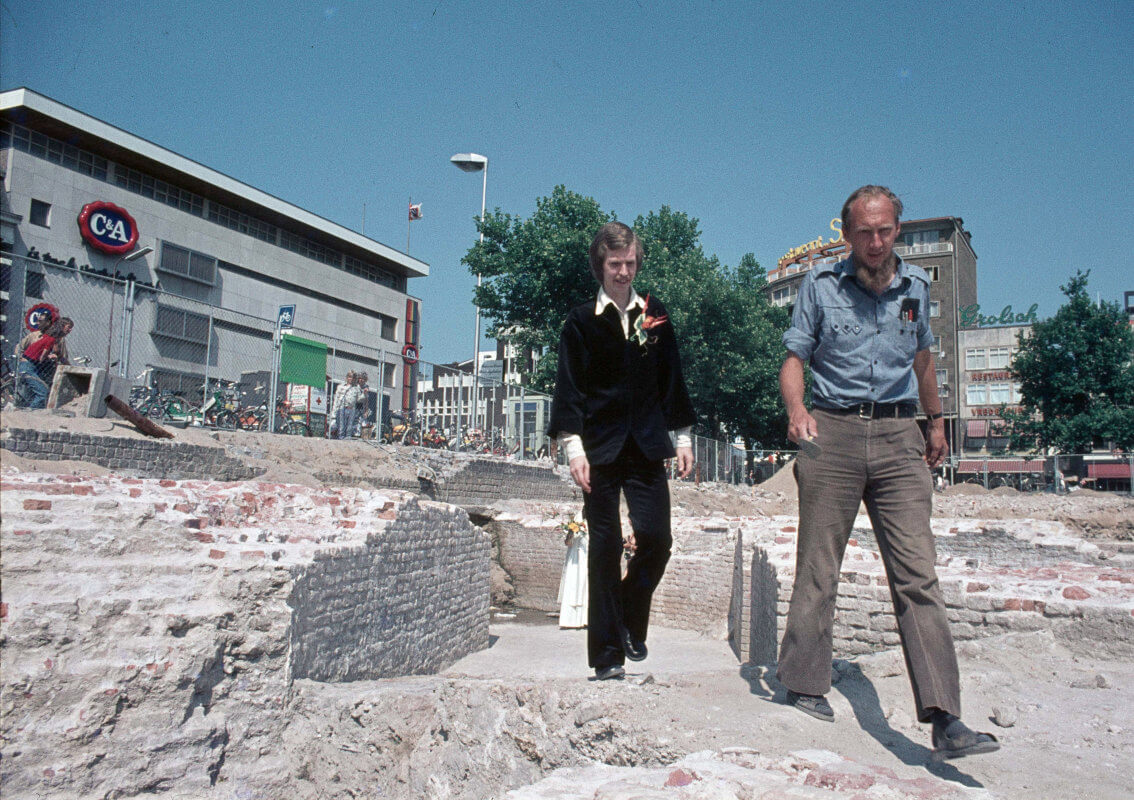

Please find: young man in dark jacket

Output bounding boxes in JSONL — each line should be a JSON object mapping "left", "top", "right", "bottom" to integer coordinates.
{"left": 548, "top": 221, "right": 696, "bottom": 681}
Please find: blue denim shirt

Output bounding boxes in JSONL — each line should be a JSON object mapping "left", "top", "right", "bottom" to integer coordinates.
{"left": 782, "top": 256, "right": 935, "bottom": 408}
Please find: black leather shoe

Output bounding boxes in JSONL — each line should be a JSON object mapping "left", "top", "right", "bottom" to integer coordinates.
{"left": 930, "top": 712, "right": 1000, "bottom": 761}
{"left": 594, "top": 664, "right": 625, "bottom": 681}
{"left": 619, "top": 627, "right": 648, "bottom": 661}
{"left": 786, "top": 690, "right": 834, "bottom": 722}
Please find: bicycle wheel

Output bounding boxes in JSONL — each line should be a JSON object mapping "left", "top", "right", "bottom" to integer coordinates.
{"left": 215, "top": 410, "right": 238, "bottom": 430}
{"left": 284, "top": 420, "right": 311, "bottom": 437}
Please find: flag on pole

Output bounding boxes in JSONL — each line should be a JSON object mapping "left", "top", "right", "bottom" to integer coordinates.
{"left": 408, "top": 203, "right": 422, "bottom": 221}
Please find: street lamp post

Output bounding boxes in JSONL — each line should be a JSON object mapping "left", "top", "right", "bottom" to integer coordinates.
{"left": 450, "top": 152, "right": 488, "bottom": 439}
{"left": 105, "top": 245, "right": 153, "bottom": 374}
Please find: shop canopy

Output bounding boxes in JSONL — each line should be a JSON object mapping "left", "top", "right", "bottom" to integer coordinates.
{"left": 1087, "top": 463, "right": 1131, "bottom": 479}
{"left": 956, "top": 459, "right": 1045, "bottom": 473}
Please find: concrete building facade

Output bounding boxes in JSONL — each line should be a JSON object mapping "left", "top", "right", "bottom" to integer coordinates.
{"left": 1, "top": 88, "right": 426, "bottom": 420}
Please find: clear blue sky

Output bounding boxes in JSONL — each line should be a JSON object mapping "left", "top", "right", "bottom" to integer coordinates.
{"left": 3, "top": 0, "right": 1131, "bottom": 364}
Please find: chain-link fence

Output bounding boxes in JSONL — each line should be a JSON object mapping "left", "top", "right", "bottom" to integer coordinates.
{"left": 2, "top": 252, "right": 400, "bottom": 436}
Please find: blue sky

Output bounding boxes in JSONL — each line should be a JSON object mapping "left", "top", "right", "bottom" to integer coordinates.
{"left": 3, "top": 0, "right": 1131, "bottom": 364}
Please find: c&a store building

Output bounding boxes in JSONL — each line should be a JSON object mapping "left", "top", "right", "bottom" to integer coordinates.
{"left": 1, "top": 87, "right": 427, "bottom": 423}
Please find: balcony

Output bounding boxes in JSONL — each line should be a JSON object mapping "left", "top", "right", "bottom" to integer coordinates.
{"left": 895, "top": 242, "right": 952, "bottom": 256}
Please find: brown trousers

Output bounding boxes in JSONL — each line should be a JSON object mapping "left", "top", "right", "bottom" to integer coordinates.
{"left": 777, "top": 409, "right": 960, "bottom": 721}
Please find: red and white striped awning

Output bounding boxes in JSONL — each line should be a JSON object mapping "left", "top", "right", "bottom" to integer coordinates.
{"left": 965, "top": 420, "right": 988, "bottom": 438}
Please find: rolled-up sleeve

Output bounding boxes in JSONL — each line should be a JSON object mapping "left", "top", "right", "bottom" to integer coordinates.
{"left": 781, "top": 273, "right": 820, "bottom": 361}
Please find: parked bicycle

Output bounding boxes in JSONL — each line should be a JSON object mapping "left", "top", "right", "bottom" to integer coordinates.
{"left": 2, "top": 355, "right": 90, "bottom": 409}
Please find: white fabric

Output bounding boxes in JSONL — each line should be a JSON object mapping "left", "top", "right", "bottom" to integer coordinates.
{"left": 594, "top": 286, "right": 645, "bottom": 337}
{"left": 559, "top": 428, "right": 691, "bottom": 462}
{"left": 557, "top": 532, "right": 588, "bottom": 628}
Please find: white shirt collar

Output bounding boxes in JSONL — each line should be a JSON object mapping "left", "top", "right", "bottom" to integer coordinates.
{"left": 595, "top": 286, "right": 644, "bottom": 316}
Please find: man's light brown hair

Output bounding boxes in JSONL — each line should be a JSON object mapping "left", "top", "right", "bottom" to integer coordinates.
{"left": 588, "top": 221, "right": 644, "bottom": 283}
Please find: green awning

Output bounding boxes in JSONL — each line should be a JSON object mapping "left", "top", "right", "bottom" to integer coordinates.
{"left": 280, "top": 334, "right": 327, "bottom": 388}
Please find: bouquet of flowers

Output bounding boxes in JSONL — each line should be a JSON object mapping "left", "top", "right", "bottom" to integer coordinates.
{"left": 560, "top": 514, "right": 587, "bottom": 545}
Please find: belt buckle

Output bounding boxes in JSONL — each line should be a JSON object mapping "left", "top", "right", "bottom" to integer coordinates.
{"left": 858, "top": 402, "right": 874, "bottom": 420}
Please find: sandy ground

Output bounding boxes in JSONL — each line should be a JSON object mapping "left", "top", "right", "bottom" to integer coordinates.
{"left": 437, "top": 615, "right": 1134, "bottom": 799}
{"left": 4, "top": 408, "right": 1134, "bottom": 798}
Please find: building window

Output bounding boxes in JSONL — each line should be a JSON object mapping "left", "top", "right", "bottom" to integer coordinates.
{"left": 988, "top": 346, "right": 1011, "bottom": 369}
{"left": 2, "top": 122, "right": 109, "bottom": 180}
{"left": 24, "top": 270, "right": 45, "bottom": 299}
{"left": 115, "top": 165, "right": 204, "bottom": 216}
{"left": 933, "top": 335, "right": 943, "bottom": 354}
{"left": 902, "top": 229, "right": 945, "bottom": 247}
{"left": 157, "top": 242, "right": 217, "bottom": 286}
{"left": 936, "top": 368, "right": 948, "bottom": 387}
{"left": 380, "top": 315, "right": 397, "bottom": 341}
{"left": 924, "top": 266, "right": 940, "bottom": 281}
{"left": 966, "top": 385, "right": 988, "bottom": 406}
{"left": 929, "top": 300, "right": 940, "bottom": 318}
{"left": 208, "top": 203, "right": 278, "bottom": 244}
{"left": 153, "top": 305, "right": 210, "bottom": 345}
{"left": 29, "top": 199, "right": 51, "bottom": 227}
{"left": 966, "top": 348, "right": 986, "bottom": 370}
{"left": 150, "top": 367, "right": 205, "bottom": 396}
{"left": 383, "top": 362, "right": 396, "bottom": 388}
{"left": 988, "top": 383, "right": 1012, "bottom": 404}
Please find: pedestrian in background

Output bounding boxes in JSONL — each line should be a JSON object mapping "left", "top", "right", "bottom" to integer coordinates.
{"left": 329, "top": 370, "right": 356, "bottom": 439}
{"left": 353, "top": 371, "right": 370, "bottom": 437}
{"left": 19, "top": 317, "right": 73, "bottom": 409}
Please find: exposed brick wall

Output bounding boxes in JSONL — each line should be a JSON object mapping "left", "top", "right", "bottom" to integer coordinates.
{"left": 730, "top": 517, "right": 1134, "bottom": 663}
{"left": 492, "top": 517, "right": 568, "bottom": 612}
{"left": 426, "top": 454, "right": 579, "bottom": 510}
{"left": 290, "top": 499, "right": 490, "bottom": 680}
{"left": 0, "top": 476, "right": 493, "bottom": 796}
{"left": 650, "top": 525, "right": 735, "bottom": 638}
{"left": 490, "top": 511, "right": 1134, "bottom": 663}
{"left": 1, "top": 427, "right": 260, "bottom": 481}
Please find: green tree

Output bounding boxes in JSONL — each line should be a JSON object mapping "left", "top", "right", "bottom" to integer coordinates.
{"left": 1000, "top": 270, "right": 1134, "bottom": 453}
{"left": 463, "top": 187, "right": 792, "bottom": 448}
{"left": 464, "top": 186, "right": 610, "bottom": 392}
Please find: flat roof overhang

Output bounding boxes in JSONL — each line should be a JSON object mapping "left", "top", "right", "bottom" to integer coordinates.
{"left": 0, "top": 88, "right": 428, "bottom": 279}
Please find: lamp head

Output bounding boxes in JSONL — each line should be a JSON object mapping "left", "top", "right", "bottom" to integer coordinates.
{"left": 123, "top": 245, "right": 154, "bottom": 262}
{"left": 450, "top": 153, "right": 488, "bottom": 172}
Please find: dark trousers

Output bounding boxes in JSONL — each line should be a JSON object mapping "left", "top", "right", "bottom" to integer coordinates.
{"left": 777, "top": 409, "right": 961, "bottom": 722}
{"left": 584, "top": 438, "right": 672, "bottom": 669}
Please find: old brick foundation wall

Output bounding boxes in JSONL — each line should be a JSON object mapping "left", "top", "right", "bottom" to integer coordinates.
{"left": 0, "top": 474, "right": 490, "bottom": 797}
{"left": 490, "top": 508, "right": 1134, "bottom": 663}
{"left": 2, "top": 427, "right": 261, "bottom": 480}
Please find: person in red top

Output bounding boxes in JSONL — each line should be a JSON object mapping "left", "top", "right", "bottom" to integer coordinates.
{"left": 20, "top": 318, "right": 71, "bottom": 408}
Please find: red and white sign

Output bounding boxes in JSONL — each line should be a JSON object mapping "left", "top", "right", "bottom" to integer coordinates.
{"left": 77, "top": 201, "right": 139, "bottom": 255}
{"left": 288, "top": 384, "right": 327, "bottom": 414}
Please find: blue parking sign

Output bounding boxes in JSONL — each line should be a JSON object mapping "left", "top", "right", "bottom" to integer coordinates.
{"left": 278, "top": 304, "right": 296, "bottom": 328}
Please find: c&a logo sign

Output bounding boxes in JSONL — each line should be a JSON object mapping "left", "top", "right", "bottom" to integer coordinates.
{"left": 77, "top": 201, "right": 139, "bottom": 255}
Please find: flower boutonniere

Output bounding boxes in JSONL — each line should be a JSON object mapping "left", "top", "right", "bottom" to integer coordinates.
{"left": 631, "top": 294, "right": 669, "bottom": 346}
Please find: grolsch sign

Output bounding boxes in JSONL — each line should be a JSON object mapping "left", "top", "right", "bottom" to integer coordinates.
{"left": 77, "top": 201, "right": 139, "bottom": 255}
{"left": 959, "top": 303, "right": 1039, "bottom": 328}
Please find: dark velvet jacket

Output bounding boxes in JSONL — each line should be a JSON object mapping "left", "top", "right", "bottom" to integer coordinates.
{"left": 547, "top": 295, "right": 697, "bottom": 465}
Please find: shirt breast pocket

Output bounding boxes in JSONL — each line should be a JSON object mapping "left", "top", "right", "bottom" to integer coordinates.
{"left": 820, "top": 302, "right": 862, "bottom": 338}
